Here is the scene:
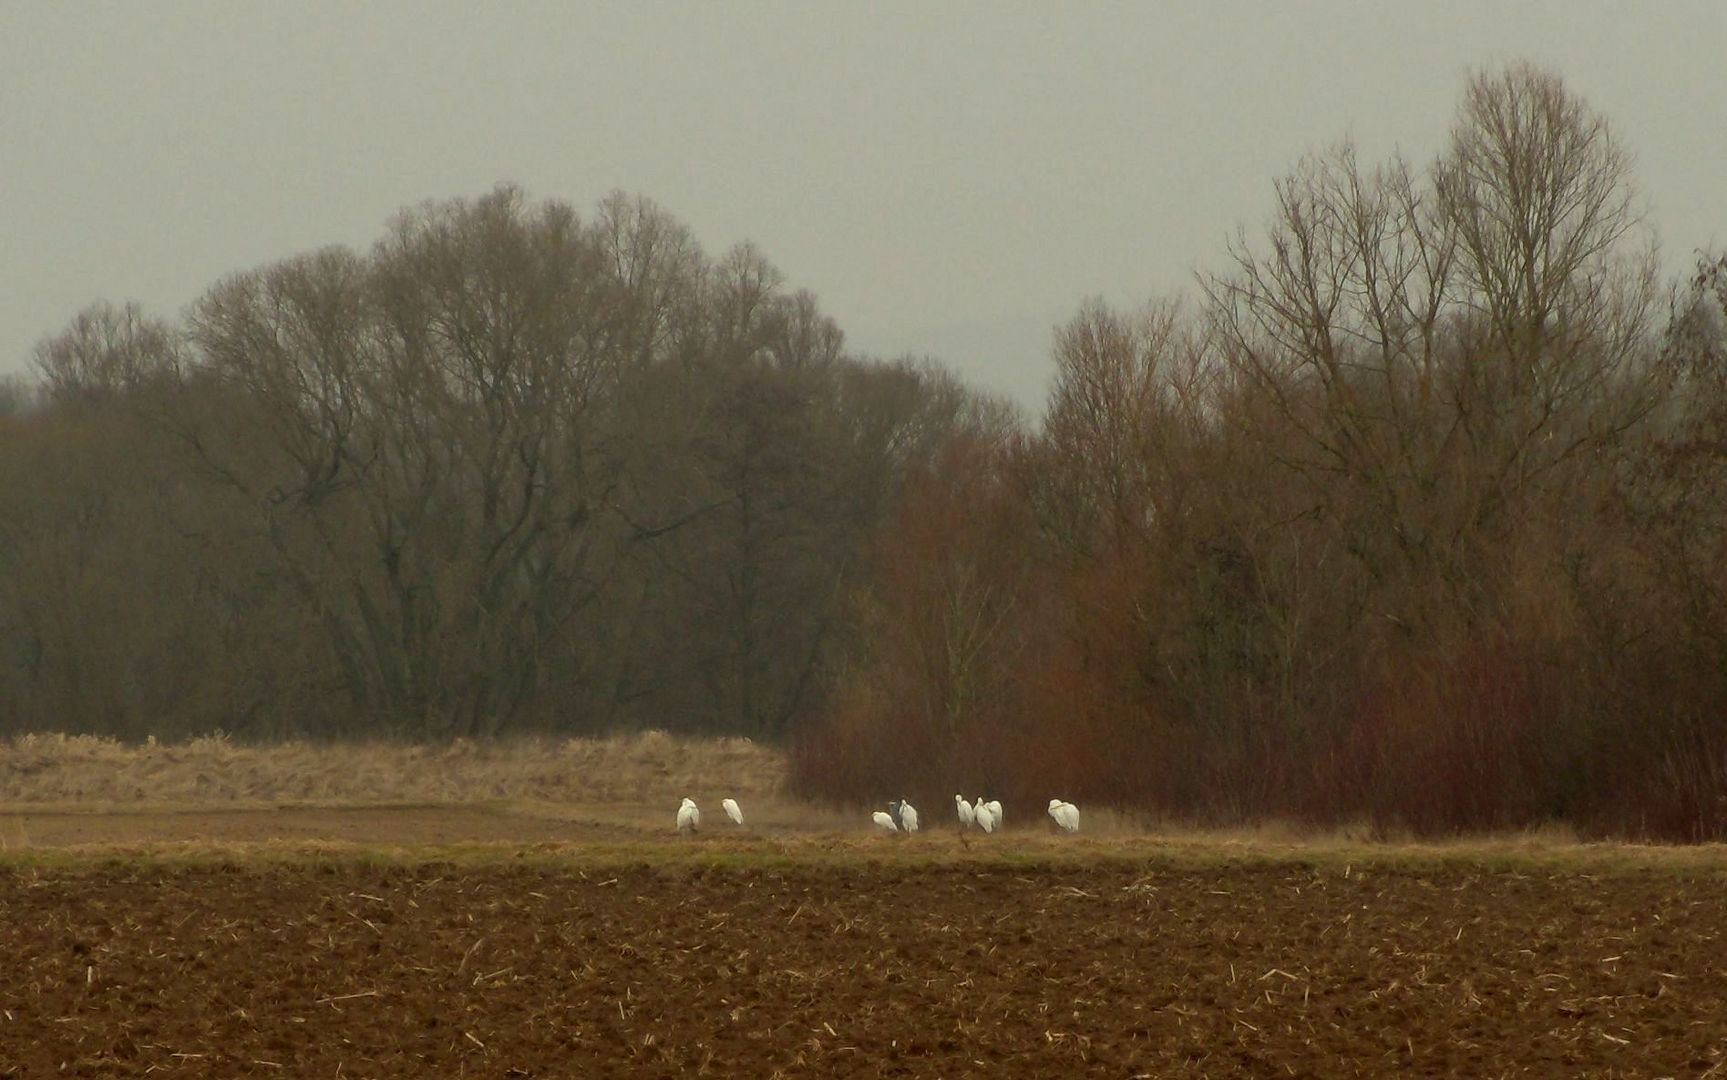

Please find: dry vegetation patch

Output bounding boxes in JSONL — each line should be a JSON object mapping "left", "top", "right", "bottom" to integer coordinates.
{"left": 0, "top": 731, "right": 784, "bottom": 808}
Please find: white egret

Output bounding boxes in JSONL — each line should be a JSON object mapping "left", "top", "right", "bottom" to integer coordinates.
{"left": 987, "top": 800, "right": 1003, "bottom": 828}
{"left": 1046, "top": 798, "right": 1068, "bottom": 830}
{"left": 872, "top": 810, "right": 899, "bottom": 832}
{"left": 722, "top": 798, "right": 744, "bottom": 826}
{"left": 1048, "top": 799, "right": 1080, "bottom": 833}
{"left": 899, "top": 800, "right": 919, "bottom": 833}
{"left": 676, "top": 797, "right": 700, "bottom": 834}
{"left": 955, "top": 795, "right": 975, "bottom": 829}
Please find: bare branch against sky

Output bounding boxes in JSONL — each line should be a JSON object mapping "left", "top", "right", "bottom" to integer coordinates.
{"left": 2, "top": 2, "right": 1721, "bottom": 406}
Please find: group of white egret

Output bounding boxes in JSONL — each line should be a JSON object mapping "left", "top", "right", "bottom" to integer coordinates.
{"left": 675, "top": 794, "right": 1080, "bottom": 834}
{"left": 675, "top": 796, "right": 744, "bottom": 833}
{"left": 874, "top": 795, "right": 1080, "bottom": 834}
{"left": 947, "top": 795, "right": 1003, "bottom": 833}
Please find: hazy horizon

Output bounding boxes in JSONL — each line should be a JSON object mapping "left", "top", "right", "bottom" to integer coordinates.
{"left": 4, "top": 2, "right": 1721, "bottom": 408}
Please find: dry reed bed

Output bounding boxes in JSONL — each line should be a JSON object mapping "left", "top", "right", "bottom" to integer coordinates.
{"left": 0, "top": 731, "right": 785, "bottom": 807}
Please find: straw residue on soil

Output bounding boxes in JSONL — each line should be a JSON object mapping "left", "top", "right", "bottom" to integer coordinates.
{"left": 4, "top": 860, "right": 1725, "bottom": 1077}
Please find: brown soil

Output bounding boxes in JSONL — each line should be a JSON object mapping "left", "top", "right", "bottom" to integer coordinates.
{"left": 5, "top": 858, "right": 1726, "bottom": 1077}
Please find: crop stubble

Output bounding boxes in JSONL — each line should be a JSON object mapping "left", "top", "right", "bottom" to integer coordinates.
{"left": 3, "top": 859, "right": 1726, "bottom": 1077}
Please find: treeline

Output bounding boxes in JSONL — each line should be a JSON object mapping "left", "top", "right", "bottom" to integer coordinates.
{"left": 6, "top": 64, "right": 1726, "bottom": 839}
{"left": 790, "top": 65, "right": 1727, "bottom": 841}
{"left": 0, "top": 187, "right": 1009, "bottom": 743}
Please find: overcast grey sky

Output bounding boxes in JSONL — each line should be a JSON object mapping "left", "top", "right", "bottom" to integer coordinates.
{"left": 3, "top": 3, "right": 1722, "bottom": 408}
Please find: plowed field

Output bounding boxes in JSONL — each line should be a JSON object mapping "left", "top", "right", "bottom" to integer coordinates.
{"left": 5, "top": 854, "right": 1726, "bottom": 1077}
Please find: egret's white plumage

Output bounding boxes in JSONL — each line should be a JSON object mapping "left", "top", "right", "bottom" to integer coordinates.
{"left": 974, "top": 797, "right": 996, "bottom": 833}
{"left": 872, "top": 810, "right": 899, "bottom": 832}
{"left": 955, "top": 795, "right": 975, "bottom": 829}
{"left": 722, "top": 798, "right": 744, "bottom": 826}
{"left": 987, "top": 800, "right": 1003, "bottom": 827}
{"left": 676, "top": 797, "right": 700, "bottom": 833}
{"left": 899, "top": 800, "right": 919, "bottom": 833}
{"left": 1048, "top": 799, "right": 1080, "bottom": 833}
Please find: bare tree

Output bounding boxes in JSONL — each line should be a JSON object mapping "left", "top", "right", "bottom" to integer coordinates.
{"left": 1042, "top": 297, "right": 1213, "bottom": 554}
{"left": 179, "top": 186, "right": 713, "bottom": 736}
{"left": 0, "top": 375, "right": 35, "bottom": 418}
{"left": 1436, "top": 63, "right": 1655, "bottom": 381}
{"left": 1206, "top": 64, "right": 1660, "bottom": 627}
{"left": 31, "top": 301, "right": 184, "bottom": 406}
{"left": 1433, "top": 63, "right": 1661, "bottom": 535}
{"left": 1661, "top": 251, "right": 1727, "bottom": 436}
{"left": 1205, "top": 144, "right": 1457, "bottom": 584}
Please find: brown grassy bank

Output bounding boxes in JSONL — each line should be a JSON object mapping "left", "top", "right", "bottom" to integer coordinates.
{"left": 0, "top": 731, "right": 784, "bottom": 807}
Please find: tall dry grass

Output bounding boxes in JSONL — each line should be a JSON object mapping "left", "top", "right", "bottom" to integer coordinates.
{"left": 0, "top": 731, "right": 785, "bottom": 807}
